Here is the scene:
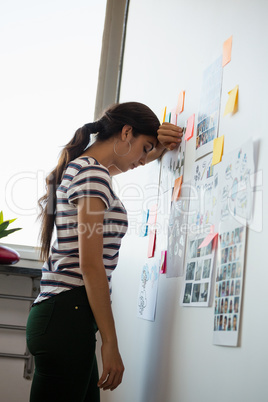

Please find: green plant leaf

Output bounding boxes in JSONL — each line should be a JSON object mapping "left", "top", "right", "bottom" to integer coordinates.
{"left": 0, "top": 221, "right": 9, "bottom": 234}
{"left": 8, "top": 218, "right": 17, "bottom": 224}
{"left": 0, "top": 211, "right": 3, "bottom": 224}
{"left": 0, "top": 228, "right": 22, "bottom": 239}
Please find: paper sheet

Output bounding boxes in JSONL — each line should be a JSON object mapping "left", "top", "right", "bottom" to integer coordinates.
{"left": 196, "top": 57, "right": 223, "bottom": 160}
{"left": 137, "top": 252, "right": 161, "bottom": 321}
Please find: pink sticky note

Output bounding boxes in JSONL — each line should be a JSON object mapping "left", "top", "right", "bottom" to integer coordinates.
{"left": 222, "top": 36, "right": 233, "bottom": 67}
{"left": 171, "top": 108, "right": 177, "bottom": 125}
{"left": 185, "top": 114, "right": 195, "bottom": 141}
{"left": 148, "top": 229, "right": 156, "bottom": 258}
{"left": 176, "top": 91, "right": 185, "bottom": 114}
{"left": 198, "top": 226, "right": 218, "bottom": 248}
{"left": 147, "top": 204, "right": 158, "bottom": 226}
{"left": 160, "top": 250, "right": 167, "bottom": 274}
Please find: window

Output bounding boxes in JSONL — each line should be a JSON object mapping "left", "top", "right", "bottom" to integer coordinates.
{"left": 1, "top": 0, "right": 106, "bottom": 247}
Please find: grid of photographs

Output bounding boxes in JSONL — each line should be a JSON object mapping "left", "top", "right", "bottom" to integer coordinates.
{"left": 213, "top": 225, "right": 246, "bottom": 344}
{"left": 181, "top": 234, "right": 215, "bottom": 307}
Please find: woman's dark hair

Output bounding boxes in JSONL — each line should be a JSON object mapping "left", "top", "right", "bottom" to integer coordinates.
{"left": 38, "top": 102, "right": 160, "bottom": 261}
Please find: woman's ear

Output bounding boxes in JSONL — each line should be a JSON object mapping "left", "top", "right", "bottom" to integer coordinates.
{"left": 121, "top": 125, "right": 133, "bottom": 141}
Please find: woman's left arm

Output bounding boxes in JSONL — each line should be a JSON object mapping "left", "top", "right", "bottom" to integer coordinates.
{"left": 146, "top": 122, "right": 184, "bottom": 163}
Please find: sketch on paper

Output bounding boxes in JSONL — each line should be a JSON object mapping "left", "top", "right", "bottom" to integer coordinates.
{"left": 188, "top": 154, "right": 220, "bottom": 234}
{"left": 219, "top": 139, "right": 254, "bottom": 225}
{"left": 196, "top": 56, "right": 223, "bottom": 160}
{"left": 137, "top": 254, "right": 160, "bottom": 321}
{"left": 166, "top": 184, "right": 190, "bottom": 278}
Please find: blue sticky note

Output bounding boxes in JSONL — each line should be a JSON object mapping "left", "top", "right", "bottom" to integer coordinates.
{"left": 139, "top": 209, "right": 149, "bottom": 237}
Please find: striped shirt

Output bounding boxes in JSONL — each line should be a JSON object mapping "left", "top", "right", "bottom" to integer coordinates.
{"left": 34, "top": 156, "right": 128, "bottom": 304}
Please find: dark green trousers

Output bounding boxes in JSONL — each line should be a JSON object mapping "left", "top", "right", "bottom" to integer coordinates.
{"left": 26, "top": 286, "right": 100, "bottom": 402}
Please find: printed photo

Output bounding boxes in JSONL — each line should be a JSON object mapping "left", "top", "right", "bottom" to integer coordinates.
{"left": 186, "top": 262, "right": 195, "bottom": 280}
{"left": 192, "top": 284, "right": 201, "bottom": 302}
{"left": 202, "top": 259, "right": 211, "bottom": 279}
{"left": 183, "top": 283, "right": 192, "bottom": 303}
{"left": 200, "top": 283, "right": 209, "bottom": 302}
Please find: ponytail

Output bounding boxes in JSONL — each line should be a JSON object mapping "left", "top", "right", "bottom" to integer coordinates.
{"left": 38, "top": 123, "right": 98, "bottom": 261}
{"left": 38, "top": 102, "right": 160, "bottom": 261}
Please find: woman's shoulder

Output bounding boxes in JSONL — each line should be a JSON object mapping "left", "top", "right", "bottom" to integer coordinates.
{"left": 67, "top": 156, "right": 111, "bottom": 179}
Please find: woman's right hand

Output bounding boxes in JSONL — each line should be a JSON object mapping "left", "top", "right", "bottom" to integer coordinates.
{"left": 98, "top": 341, "right": 124, "bottom": 391}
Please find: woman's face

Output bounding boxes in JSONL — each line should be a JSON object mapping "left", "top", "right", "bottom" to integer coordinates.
{"left": 114, "top": 133, "right": 157, "bottom": 172}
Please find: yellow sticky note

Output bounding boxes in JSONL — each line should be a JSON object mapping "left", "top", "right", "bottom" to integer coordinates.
{"left": 212, "top": 135, "right": 224, "bottom": 165}
{"left": 222, "top": 36, "right": 233, "bottom": 67}
{"left": 160, "top": 106, "right": 167, "bottom": 124}
{"left": 224, "top": 85, "right": 238, "bottom": 116}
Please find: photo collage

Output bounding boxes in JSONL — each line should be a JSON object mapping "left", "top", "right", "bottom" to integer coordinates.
{"left": 213, "top": 225, "right": 245, "bottom": 333}
{"left": 182, "top": 234, "right": 215, "bottom": 306}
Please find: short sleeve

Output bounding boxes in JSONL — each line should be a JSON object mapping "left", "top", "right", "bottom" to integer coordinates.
{"left": 66, "top": 163, "right": 114, "bottom": 209}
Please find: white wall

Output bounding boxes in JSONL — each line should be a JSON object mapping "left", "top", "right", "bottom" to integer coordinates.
{"left": 100, "top": 1, "right": 268, "bottom": 401}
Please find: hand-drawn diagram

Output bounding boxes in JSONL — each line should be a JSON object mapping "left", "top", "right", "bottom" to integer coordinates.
{"left": 137, "top": 254, "right": 160, "bottom": 321}
{"left": 166, "top": 184, "right": 191, "bottom": 278}
{"left": 219, "top": 140, "right": 254, "bottom": 225}
{"left": 188, "top": 154, "right": 219, "bottom": 233}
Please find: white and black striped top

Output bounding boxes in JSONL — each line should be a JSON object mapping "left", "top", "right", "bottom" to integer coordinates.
{"left": 34, "top": 156, "right": 128, "bottom": 304}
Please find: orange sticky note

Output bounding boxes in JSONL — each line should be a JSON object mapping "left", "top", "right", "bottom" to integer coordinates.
{"left": 224, "top": 85, "right": 239, "bottom": 116}
{"left": 176, "top": 91, "right": 185, "bottom": 114}
{"left": 198, "top": 226, "right": 218, "bottom": 248}
{"left": 222, "top": 36, "right": 233, "bottom": 67}
{"left": 212, "top": 135, "right": 224, "bottom": 165}
{"left": 185, "top": 114, "right": 195, "bottom": 141}
{"left": 148, "top": 229, "right": 156, "bottom": 258}
{"left": 160, "top": 107, "right": 167, "bottom": 124}
{"left": 147, "top": 204, "right": 158, "bottom": 226}
{"left": 160, "top": 250, "right": 167, "bottom": 274}
{"left": 172, "top": 176, "right": 183, "bottom": 201}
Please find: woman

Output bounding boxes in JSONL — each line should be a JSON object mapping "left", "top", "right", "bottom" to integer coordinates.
{"left": 26, "top": 102, "right": 183, "bottom": 402}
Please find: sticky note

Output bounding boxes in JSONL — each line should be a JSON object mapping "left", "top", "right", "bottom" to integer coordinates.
{"left": 160, "top": 250, "right": 167, "bottom": 274}
{"left": 172, "top": 176, "right": 183, "bottom": 201}
{"left": 222, "top": 36, "right": 233, "bottom": 67}
{"left": 185, "top": 114, "right": 195, "bottom": 141}
{"left": 160, "top": 107, "right": 167, "bottom": 124}
{"left": 147, "top": 204, "right": 158, "bottom": 226}
{"left": 148, "top": 229, "right": 156, "bottom": 258}
{"left": 165, "top": 112, "right": 171, "bottom": 123}
{"left": 198, "top": 226, "right": 218, "bottom": 248}
{"left": 224, "top": 85, "right": 238, "bottom": 116}
{"left": 171, "top": 108, "right": 177, "bottom": 125}
{"left": 212, "top": 135, "right": 224, "bottom": 165}
{"left": 176, "top": 91, "right": 185, "bottom": 114}
{"left": 139, "top": 209, "right": 149, "bottom": 237}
